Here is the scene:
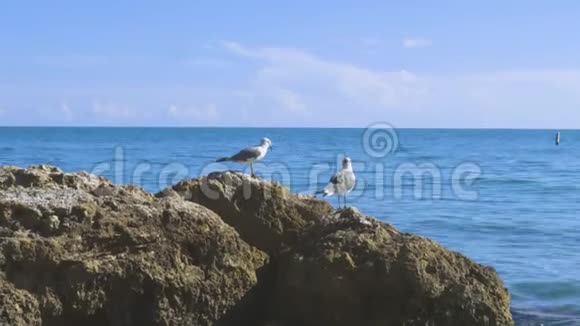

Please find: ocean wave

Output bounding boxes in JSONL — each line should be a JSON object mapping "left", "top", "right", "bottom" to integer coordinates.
{"left": 512, "top": 307, "right": 580, "bottom": 326}
{"left": 479, "top": 177, "right": 540, "bottom": 186}
{"left": 512, "top": 281, "right": 580, "bottom": 300}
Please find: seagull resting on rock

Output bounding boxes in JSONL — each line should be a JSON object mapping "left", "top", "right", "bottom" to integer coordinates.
{"left": 317, "top": 157, "right": 356, "bottom": 208}
{"left": 216, "top": 137, "right": 273, "bottom": 177}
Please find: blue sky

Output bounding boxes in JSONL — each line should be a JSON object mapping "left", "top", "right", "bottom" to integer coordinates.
{"left": 1, "top": 1, "right": 580, "bottom": 127}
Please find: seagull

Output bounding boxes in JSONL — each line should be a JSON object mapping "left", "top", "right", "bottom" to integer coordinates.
{"left": 317, "top": 157, "right": 356, "bottom": 208}
{"left": 216, "top": 138, "right": 273, "bottom": 177}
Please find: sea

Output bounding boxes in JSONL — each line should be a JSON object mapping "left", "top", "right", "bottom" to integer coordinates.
{"left": 1, "top": 127, "right": 579, "bottom": 326}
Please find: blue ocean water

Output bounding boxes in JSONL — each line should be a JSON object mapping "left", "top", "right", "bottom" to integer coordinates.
{"left": 1, "top": 127, "right": 579, "bottom": 325}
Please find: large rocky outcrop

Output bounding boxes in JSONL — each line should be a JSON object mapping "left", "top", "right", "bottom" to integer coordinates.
{"left": 0, "top": 166, "right": 267, "bottom": 326}
{"left": 167, "top": 171, "right": 333, "bottom": 255}
{"left": 273, "top": 208, "right": 513, "bottom": 326}
{"left": 0, "top": 166, "right": 514, "bottom": 326}
{"left": 172, "top": 171, "right": 513, "bottom": 326}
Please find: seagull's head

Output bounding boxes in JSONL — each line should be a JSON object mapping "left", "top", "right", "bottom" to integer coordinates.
{"left": 342, "top": 157, "right": 352, "bottom": 169}
{"left": 261, "top": 137, "right": 273, "bottom": 149}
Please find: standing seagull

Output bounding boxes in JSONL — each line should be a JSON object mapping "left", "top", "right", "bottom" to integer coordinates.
{"left": 216, "top": 138, "right": 273, "bottom": 177}
{"left": 317, "top": 157, "right": 356, "bottom": 208}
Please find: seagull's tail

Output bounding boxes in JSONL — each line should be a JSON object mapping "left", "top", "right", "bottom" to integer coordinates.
{"left": 315, "top": 190, "right": 330, "bottom": 197}
{"left": 216, "top": 157, "right": 230, "bottom": 162}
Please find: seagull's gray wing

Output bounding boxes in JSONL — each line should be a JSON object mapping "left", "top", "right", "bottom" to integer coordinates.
{"left": 319, "top": 170, "right": 344, "bottom": 196}
{"left": 228, "top": 146, "right": 261, "bottom": 162}
{"left": 329, "top": 171, "right": 344, "bottom": 185}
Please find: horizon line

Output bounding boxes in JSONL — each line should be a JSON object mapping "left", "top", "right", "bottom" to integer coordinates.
{"left": 0, "top": 125, "right": 573, "bottom": 130}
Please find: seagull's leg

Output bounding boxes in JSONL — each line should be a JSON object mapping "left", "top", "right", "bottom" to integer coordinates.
{"left": 344, "top": 195, "right": 347, "bottom": 208}
{"left": 250, "top": 163, "right": 255, "bottom": 178}
{"left": 338, "top": 195, "right": 341, "bottom": 209}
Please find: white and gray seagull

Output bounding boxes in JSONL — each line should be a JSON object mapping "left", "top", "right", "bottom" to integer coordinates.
{"left": 317, "top": 157, "right": 356, "bottom": 208}
{"left": 216, "top": 137, "right": 273, "bottom": 177}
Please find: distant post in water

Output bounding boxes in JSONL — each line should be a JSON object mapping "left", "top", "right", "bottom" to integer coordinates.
{"left": 555, "top": 131, "right": 561, "bottom": 146}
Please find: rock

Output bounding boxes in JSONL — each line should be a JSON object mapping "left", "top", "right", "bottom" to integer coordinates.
{"left": 0, "top": 165, "right": 106, "bottom": 191}
{"left": 0, "top": 166, "right": 514, "bottom": 326}
{"left": 0, "top": 280, "right": 42, "bottom": 326}
{"left": 42, "top": 215, "right": 60, "bottom": 233}
{"left": 167, "top": 171, "right": 334, "bottom": 255}
{"left": 169, "top": 171, "right": 512, "bottom": 325}
{"left": 0, "top": 166, "right": 268, "bottom": 325}
{"left": 272, "top": 207, "right": 513, "bottom": 326}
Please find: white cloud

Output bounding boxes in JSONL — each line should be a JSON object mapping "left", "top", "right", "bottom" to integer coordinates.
{"left": 402, "top": 38, "right": 432, "bottom": 49}
{"left": 221, "top": 41, "right": 428, "bottom": 112}
{"left": 184, "top": 57, "right": 232, "bottom": 68}
{"left": 221, "top": 41, "right": 260, "bottom": 58}
{"left": 4, "top": 41, "right": 580, "bottom": 128}
{"left": 360, "top": 37, "right": 382, "bottom": 48}
{"left": 220, "top": 41, "right": 580, "bottom": 127}
{"left": 470, "top": 69, "right": 580, "bottom": 88}
{"left": 267, "top": 86, "right": 306, "bottom": 113}
{"left": 60, "top": 102, "right": 73, "bottom": 122}
{"left": 167, "top": 104, "right": 219, "bottom": 122}
{"left": 92, "top": 101, "right": 135, "bottom": 119}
